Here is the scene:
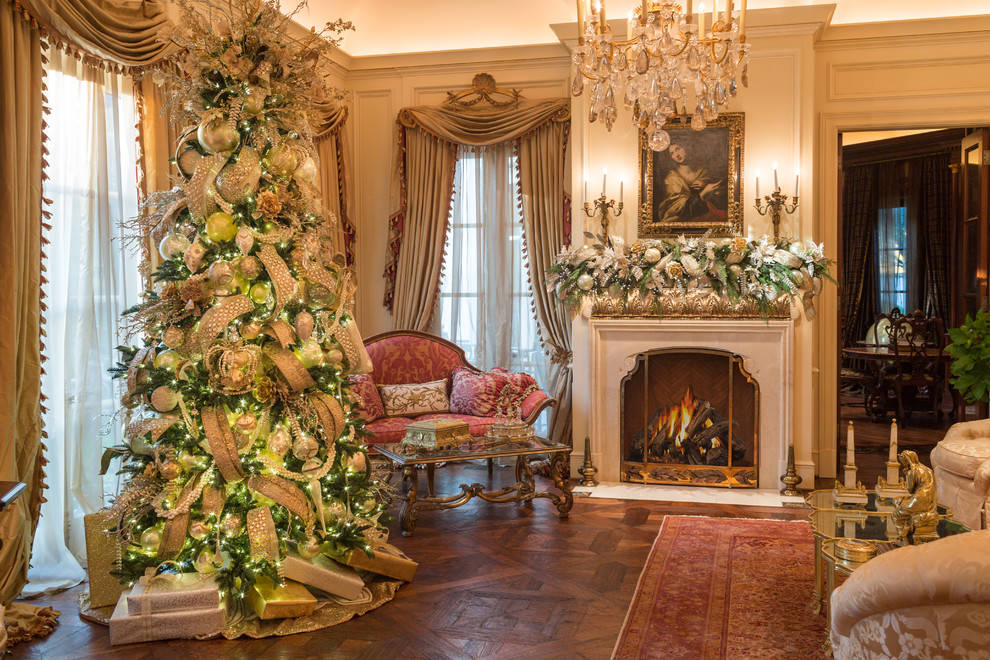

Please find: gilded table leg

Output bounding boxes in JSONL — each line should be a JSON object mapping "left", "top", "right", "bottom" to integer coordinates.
{"left": 550, "top": 452, "right": 574, "bottom": 517}
{"left": 400, "top": 465, "right": 419, "bottom": 537}
{"left": 824, "top": 558, "right": 836, "bottom": 652}
{"left": 812, "top": 535, "right": 824, "bottom": 614}
{"left": 426, "top": 463, "right": 436, "bottom": 497}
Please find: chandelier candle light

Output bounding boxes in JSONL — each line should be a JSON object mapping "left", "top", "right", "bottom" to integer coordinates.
{"left": 572, "top": 0, "right": 750, "bottom": 152}
{"left": 754, "top": 164, "right": 799, "bottom": 241}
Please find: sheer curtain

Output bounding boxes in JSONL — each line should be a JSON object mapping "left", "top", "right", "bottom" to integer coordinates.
{"left": 25, "top": 49, "right": 142, "bottom": 596}
{"left": 438, "top": 148, "right": 549, "bottom": 431}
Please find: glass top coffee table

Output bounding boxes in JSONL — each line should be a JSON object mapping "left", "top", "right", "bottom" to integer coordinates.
{"left": 375, "top": 437, "right": 574, "bottom": 536}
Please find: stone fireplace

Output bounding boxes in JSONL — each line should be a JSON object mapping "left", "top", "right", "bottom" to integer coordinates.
{"left": 621, "top": 349, "right": 758, "bottom": 487}
{"left": 586, "top": 315, "right": 793, "bottom": 489}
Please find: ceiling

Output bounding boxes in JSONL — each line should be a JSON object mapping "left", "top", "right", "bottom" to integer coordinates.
{"left": 295, "top": 1, "right": 990, "bottom": 58}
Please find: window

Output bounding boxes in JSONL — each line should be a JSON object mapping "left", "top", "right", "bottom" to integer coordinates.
{"left": 437, "top": 149, "right": 549, "bottom": 432}
{"left": 876, "top": 205, "right": 908, "bottom": 314}
{"left": 28, "top": 51, "right": 143, "bottom": 596}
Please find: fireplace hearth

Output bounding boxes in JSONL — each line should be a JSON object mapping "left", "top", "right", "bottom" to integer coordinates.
{"left": 621, "top": 349, "right": 758, "bottom": 487}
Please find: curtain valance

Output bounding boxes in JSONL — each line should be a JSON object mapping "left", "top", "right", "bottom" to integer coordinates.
{"left": 18, "top": 0, "right": 175, "bottom": 71}
{"left": 313, "top": 101, "right": 348, "bottom": 141}
{"left": 397, "top": 98, "right": 570, "bottom": 149}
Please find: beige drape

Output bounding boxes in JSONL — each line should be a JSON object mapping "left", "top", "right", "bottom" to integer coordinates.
{"left": 383, "top": 95, "right": 572, "bottom": 444}
{"left": 0, "top": 1, "right": 59, "bottom": 648}
{"left": 134, "top": 70, "right": 181, "bottom": 277}
{"left": 313, "top": 103, "right": 354, "bottom": 266}
{"left": 386, "top": 129, "right": 458, "bottom": 330}
{"left": 21, "top": 0, "right": 173, "bottom": 69}
{"left": 519, "top": 121, "right": 573, "bottom": 447}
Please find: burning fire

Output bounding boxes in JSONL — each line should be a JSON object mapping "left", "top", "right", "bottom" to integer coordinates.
{"left": 649, "top": 386, "right": 721, "bottom": 455}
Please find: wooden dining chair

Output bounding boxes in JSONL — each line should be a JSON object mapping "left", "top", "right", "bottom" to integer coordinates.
{"left": 884, "top": 311, "right": 946, "bottom": 427}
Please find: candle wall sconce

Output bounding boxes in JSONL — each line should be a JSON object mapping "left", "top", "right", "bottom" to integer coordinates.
{"left": 584, "top": 193, "right": 623, "bottom": 249}
{"left": 754, "top": 166, "right": 799, "bottom": 241}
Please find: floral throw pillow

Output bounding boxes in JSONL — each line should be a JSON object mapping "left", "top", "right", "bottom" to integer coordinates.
{"left": 378, "top": 379, "right": 449, "bottom": 417}
{"left": 347, "top": 374, "right": 385, "bottom": 423}
{"left": 490, "top": 368, "right": 539, "bottom": 408}
{"left": 449, "top": 367, "right": 504, "bottom": 417}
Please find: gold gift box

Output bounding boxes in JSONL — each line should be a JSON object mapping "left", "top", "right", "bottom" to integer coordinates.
{"left": 335, "top": 543, "right": 418, "bottom": 582}
{"left": 84, "top": 510, "right": 126, "bottom": 609}
{"left": 401, "top": 418, "right": 471, "bottom": 453}
{"left": 246, "top": 577, "right": 316, "bottom": 620}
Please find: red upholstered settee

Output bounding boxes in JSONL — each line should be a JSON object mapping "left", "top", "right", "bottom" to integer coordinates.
{"left": 354, "top": 330, "right": 556, "bottom": 445}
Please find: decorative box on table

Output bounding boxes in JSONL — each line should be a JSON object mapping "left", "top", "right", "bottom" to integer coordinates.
{"left": 84, "top": 510, "right": 126, "bottom": 609}
{"left": 109, "top": 591, "right": 225, "bottom": 645}
{"left": 126, "top": 572, "right": 220, "bottom": 614}
{"left": 283, "top": 551, "right": 365, "bottom": 600}
{"left": 247, "top": 577, "right": 316, "bottom": 620}
{"left": 332, "top": 543, "right": 418, "bottom": 582}
{"left": 400, "top": 418, "right": 471, "bottom": 453}
{"left": 482, "top": 420, "right": 535, "bottom": 443}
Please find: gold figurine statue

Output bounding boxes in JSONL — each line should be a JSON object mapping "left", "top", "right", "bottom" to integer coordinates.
{"left": 892, "top": 450, "right": 939, "bottom": 545}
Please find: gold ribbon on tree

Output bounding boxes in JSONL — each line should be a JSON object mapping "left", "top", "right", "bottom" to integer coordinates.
{"left": 309, "top": 390, "right": 345, "bottom": 444}
{"left": 247, "top": 473, "right": 315, "bottom": 537}
{"left": 197, "top": 294, "right": 255, "bottom": 353}
{"left": 158, "top": 473, "right": 203, "bottom": 559}
{"left": 125, "top": 346, "right": 156, "bottom": 404}
{"left": 258, "top": 244, "right": 295, "bottom": 322}
{"left": 200, "top": 406, "right": 246, "bottom": 482}
{"left": 246, "top": 506, "right": 279, "bottom": 563}
{"left": 262, "top": 319, "right": 297, "bottom": 348}
{"left": 264, "top": 344, "right": 316, "bottom": 393}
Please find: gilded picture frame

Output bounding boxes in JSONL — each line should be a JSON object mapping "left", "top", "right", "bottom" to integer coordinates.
{"left": 638, "top": 113, "right": 744, "bottom": 237}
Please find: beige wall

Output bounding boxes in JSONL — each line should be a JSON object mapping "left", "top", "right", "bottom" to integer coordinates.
{"left": 334, "top": 9, "right": 990, "bottom": 479}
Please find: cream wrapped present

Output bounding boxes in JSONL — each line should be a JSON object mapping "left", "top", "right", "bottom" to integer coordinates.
{"left": 332, "top": 543, "right": 418, "bottom": 582}
{"left": 282, "top": 550, "right": 364, "bottom": 600}
{"left": 108, "top": 591, "right": 225, "bottom": 645}
{"left": 126, "top": 571, "right": 220, "bottom": 614}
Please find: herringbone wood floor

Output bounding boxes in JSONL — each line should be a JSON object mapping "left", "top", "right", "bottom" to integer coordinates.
{"left": 17, "top": 463, "right": 811, "bottom": 660}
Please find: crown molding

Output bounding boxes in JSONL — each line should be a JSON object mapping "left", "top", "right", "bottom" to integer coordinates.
{"left": 339, "top": 43, "right": 569, "bottom": 81}
{"left": 818, "top": 14, "right": 990, "bottom": 51}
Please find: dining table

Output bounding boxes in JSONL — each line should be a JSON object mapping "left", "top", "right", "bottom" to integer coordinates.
{"left": 841, "top": 344, "right": 949, "bottom": 422}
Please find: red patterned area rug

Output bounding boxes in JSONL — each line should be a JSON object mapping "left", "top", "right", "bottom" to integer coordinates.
{"left": 612, "top": 516, "right": 827, "bottom": 659}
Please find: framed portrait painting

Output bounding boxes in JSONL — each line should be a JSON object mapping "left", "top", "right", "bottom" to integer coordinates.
{"left": 638, "top": 113, "right": 744, "bottom": 237}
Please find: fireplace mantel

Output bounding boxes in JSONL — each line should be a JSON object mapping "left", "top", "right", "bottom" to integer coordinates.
{"left": 586, "top": 317, "right": 794, "bottom": 489}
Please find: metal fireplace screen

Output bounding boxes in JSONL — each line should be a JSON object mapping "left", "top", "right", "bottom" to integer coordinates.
{"left": 620, "top": 348, "right": 759, "bottom": 488}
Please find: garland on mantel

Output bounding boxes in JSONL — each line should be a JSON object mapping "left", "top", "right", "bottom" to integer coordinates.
{"left": 547, "top": 233, "right": 834, "bottom": 320}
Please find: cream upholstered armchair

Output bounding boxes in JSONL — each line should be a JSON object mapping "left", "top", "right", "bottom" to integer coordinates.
{"left": 830, "top": 530, "right": 990, "bottom": 659}
{"left": 931, "top": 419, "right": 990, "bottom": 530}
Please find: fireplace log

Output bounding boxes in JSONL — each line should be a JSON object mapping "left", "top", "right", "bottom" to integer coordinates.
{"left": 683, "top": 400, "right": 714, "bottom": 439}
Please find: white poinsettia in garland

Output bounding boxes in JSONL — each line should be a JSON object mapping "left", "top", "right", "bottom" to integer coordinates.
{"left": 547, "top": 232, "right": 833, "bottom": 319}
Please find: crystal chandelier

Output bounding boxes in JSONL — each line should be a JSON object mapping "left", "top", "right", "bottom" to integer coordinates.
{"left": 571, "top": 0, "right": 750, "bottom": 151}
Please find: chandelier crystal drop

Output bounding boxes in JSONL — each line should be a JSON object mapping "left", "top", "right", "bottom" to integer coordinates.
{"left": 572, "top": 0, "right": 750, "bottom": 151}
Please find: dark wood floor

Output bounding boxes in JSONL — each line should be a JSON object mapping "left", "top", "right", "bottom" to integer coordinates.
{"left": 16, "top": 462, "right": 811, "bottom": 660}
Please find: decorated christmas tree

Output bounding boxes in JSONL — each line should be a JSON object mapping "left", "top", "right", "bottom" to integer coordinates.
{"left": 105, "top": 0, "right": 389, "bottom": 609}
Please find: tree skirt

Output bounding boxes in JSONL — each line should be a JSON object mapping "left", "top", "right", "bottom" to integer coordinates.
{"left": 612, "top": 516, "right": 826, "bottom": 659}
{"left": 78, "top": 578, "right": 402, "bottom": 640}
